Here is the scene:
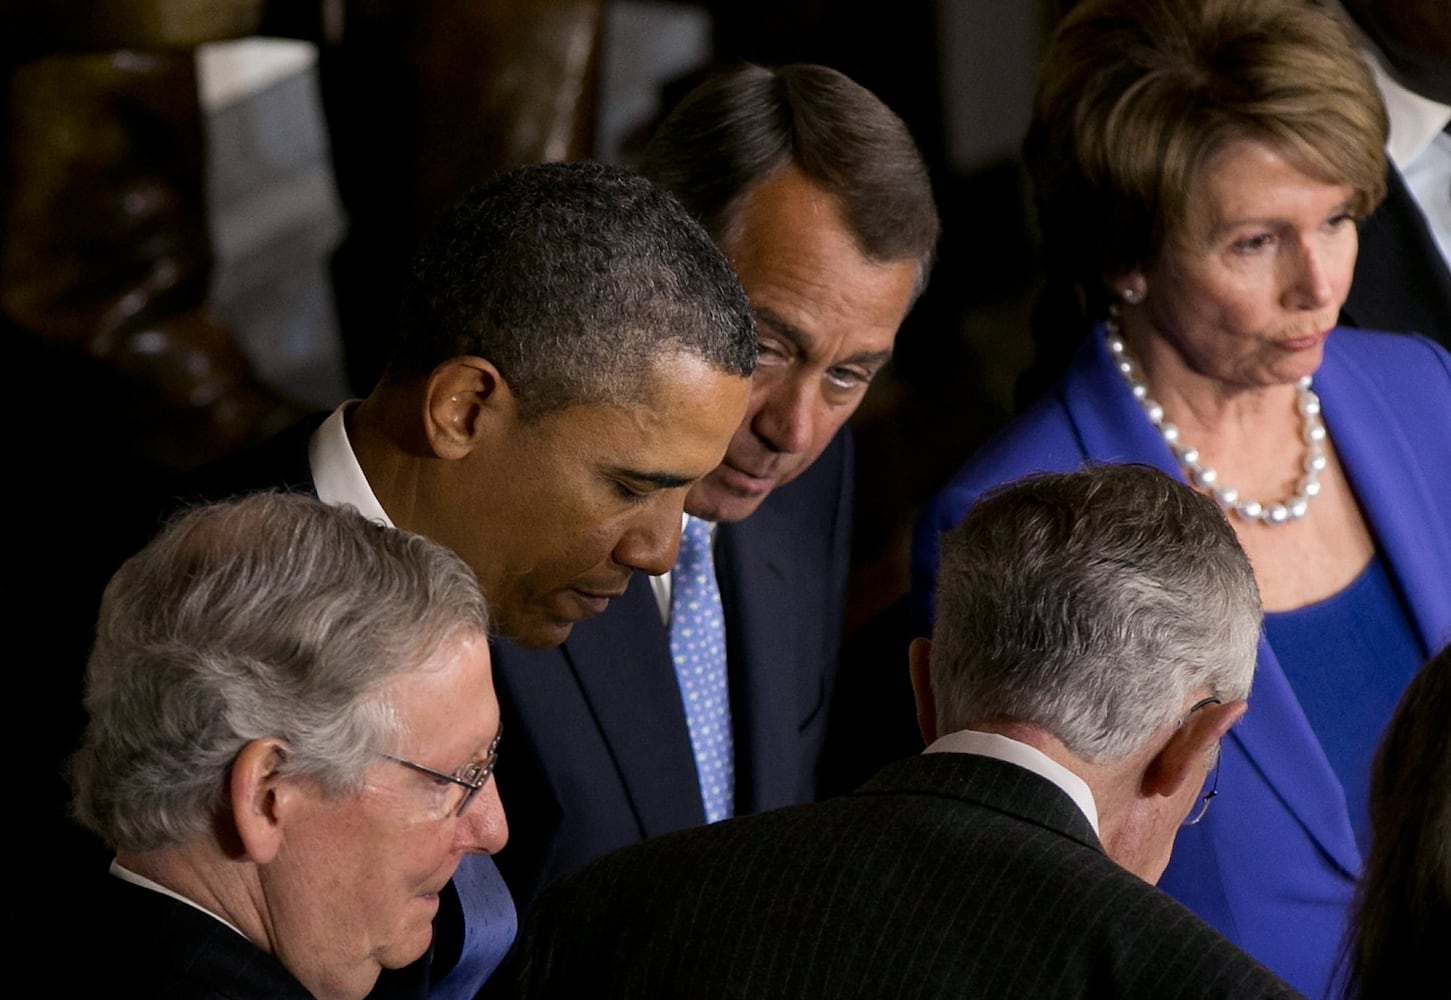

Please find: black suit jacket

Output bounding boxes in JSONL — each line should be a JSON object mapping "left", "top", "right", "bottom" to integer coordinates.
{"left": 73, "top": 876, "right": 315, "bottom": 999}
{"left": 512, "top": 753, "right": 1302, "bottom": 999}
{"left": 489, "top": 430, "right": 854, "bottom": 913}
{"left": 1342, "top": 164, "right": 1451, "bottom": 350}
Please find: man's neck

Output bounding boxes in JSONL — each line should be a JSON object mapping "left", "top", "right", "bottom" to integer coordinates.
{"left": 957, "top": 721, "right": 1164, "bottom": 880}
{"left": 117, "top": 844, "right": 267, "bottom": 949}
{"left": 345, "top": 391, "right": 422, "bottom": 531}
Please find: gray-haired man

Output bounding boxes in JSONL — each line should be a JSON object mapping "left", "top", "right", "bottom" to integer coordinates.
{"left": 66, "top": 493, "right": 506, "bottom": 1000}
{"left": 513, "top": 465, "right": 1299, "bottom": 999}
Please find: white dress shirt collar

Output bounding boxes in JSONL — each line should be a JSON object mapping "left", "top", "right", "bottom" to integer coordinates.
{"left": 308, "top": 402, "right": 394, "bottom": 527}
{"left": 924, "top": 728, "right": 1101, "bottom": 836}
{"left": 1328, "top": 0, "right": 1451, "bottom": 169}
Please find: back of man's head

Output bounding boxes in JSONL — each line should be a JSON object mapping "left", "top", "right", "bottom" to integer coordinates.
{"left": 641, "top": 62, "right": 939, "bottom": 294}
{"left": 929, "top": 464, "right": 1261, "bottom": 763}
{"left": 71, "top": 492, "right": 489, "bottom": 853}
{"left": 386, "top": 160, "right": 756, "bottom": 417}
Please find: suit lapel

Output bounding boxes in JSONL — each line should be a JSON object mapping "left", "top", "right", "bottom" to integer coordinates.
{"left": 1317, "top": 338, "right": 1451, "bottom": 654}
{"left": 1277, "top": 333, "right": 1451, "bottom": 875}
{"left": 717, "top": 500, "right": 804, "bottom": 815}
{"left": 559, "top": 574, "right": 706, "bottom": 833}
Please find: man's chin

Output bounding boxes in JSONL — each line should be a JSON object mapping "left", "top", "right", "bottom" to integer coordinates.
{"left": 377, "top": 900, "right": 440, "bottom": 970}
{"left": 497, "top": 616, "right": 574, "bottom": 650}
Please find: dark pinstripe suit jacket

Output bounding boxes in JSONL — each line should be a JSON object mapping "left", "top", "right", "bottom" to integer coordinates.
{"left": 511, "top": 753, "right": 1302, "bottom": 999}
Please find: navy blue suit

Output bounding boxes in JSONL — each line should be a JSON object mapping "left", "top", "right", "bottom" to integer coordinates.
{"left": 489, "top": 430, "right": 854, "bottom": 913}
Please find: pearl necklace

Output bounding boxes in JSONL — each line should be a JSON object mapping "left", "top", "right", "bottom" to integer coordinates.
{"left": 1104, "top": 320, "right": 1327, "bottom": 526}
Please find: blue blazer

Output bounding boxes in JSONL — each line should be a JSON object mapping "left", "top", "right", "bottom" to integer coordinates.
{"left": 911, "top": 326, "right": 1451, "bottom": 1000}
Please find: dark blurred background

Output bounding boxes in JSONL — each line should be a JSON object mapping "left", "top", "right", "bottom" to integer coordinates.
{"left": 2, "top": 0, "right": 1055, "bottom": 871}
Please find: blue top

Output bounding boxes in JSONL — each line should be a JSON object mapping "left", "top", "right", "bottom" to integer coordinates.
{"left": 1264, "top": 555, "right": 1425, "bottom": 854}
{"left": 911, "top": 326, "right": 1451, "bottom": 1000}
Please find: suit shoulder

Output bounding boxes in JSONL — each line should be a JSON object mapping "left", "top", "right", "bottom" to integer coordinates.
{"left": 1328, "top": 326, "right": 1451, "bottom": 378}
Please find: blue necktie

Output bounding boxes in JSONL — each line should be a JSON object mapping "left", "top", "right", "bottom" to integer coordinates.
{"left": 428, "top": 855, "right": 516, "bottom": 1000}
{"left": 669, "top": 514, "right": 734, "bottom": 823}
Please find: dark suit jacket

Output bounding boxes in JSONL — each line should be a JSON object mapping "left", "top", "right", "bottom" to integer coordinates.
{"left": 1342, "top": 165, "right": 1451, "bottom": 350}
{"left": 512, "top": 753, "right": 1302, "bottom": 999}
{"left": 75, "top": 875, "right": 315, "bottom": 999}
{"left": 489, "top": 430, "right": 854, "bottom": 913}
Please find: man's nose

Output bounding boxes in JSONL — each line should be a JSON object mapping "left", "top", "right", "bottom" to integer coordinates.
{"left": 455, "top": 779, "right": 509, "bottom": 855}
{"left": 612, "top": 497, "right": 686, "bottom": 576}
{"left": 752, "top": 379, "right": 816, "bottom": 455}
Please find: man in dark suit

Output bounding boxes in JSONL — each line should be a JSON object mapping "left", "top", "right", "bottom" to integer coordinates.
{"left": 65, "top": 493, "right": 507, "bottom": 1000}
{"left": 148, "top": 159, "right": 756, "bottom": 1000}
{"left": 1332, "top": 0, "right": 1451, "bottom": 349}
{"left": 512, "top": 465, "right": 1299, "bottom": 999}
{"left": 486, "top": 63, "right": 941, "bottom": 917}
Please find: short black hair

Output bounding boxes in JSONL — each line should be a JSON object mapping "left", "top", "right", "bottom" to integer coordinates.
{"left": 389, "top": 160, "right": 756, "bottom": 417}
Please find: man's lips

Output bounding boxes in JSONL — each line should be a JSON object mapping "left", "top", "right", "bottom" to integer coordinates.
{"left": 712, "top": 460, "right": 777, "bottom": 495}
{"left": 567, "top": 586, "right": 628, "bottom": 617}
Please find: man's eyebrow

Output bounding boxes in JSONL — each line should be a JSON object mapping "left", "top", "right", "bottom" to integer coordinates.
{"left": 754, "top": 304, "right": 893, "bottom": 368}
{"left": 606, "top": 468, "right": 697, "bottom": 490}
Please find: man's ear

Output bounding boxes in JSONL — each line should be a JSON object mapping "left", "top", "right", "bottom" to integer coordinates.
{"left": 908, "top": 637, "right": 937, "bottom": 747}
{"left": 422, "top": 357, "right": 508, "bottom": 460}
{"left": 230, "top": 738, "right": 302, "bottom": 865}
{"left": 1143, "top": 699, "right": 1246, "bottom": 799}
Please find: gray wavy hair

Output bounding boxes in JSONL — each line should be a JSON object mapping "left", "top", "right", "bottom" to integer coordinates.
{"left": 930, "top": 465, "right": 1261, "bottom": 762}
{"left": 70, "top": 492, "right": 489, "bottom": 853}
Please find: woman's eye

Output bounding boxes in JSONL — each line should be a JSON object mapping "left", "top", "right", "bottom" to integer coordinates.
{"left": 1231, "top": 233, "right": 1274, "bottom": 255}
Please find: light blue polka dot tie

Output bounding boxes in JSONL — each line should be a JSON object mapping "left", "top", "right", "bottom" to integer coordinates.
{"left": 669, "top": 514, "right": 734, "bottom": 823}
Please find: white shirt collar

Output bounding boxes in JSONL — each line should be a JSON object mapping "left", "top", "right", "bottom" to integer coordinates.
{"left": 1330, "top": 0, "right": 1451, "bottom": 169}
{"left": 924, "top": 729, "right": 1101, "bottom": 836}
{"left": 308, "top": 402, "right": 394, "bottom": 527}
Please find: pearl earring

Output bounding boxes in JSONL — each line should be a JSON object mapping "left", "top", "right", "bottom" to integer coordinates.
{"left": 1121, "top": 287, "right": 1142, "bottom": 305}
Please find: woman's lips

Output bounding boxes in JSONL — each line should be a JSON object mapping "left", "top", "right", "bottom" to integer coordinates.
{"left": 1278, "top": 329, "right": 1329, "bottom": 352}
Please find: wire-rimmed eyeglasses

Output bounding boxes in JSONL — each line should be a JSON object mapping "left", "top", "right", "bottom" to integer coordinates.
{"left": 1180, "top": 697, "right": 1220, "bottom": 827}
{"left": 383, "top": 724, "right": 501, "bottom": 818}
